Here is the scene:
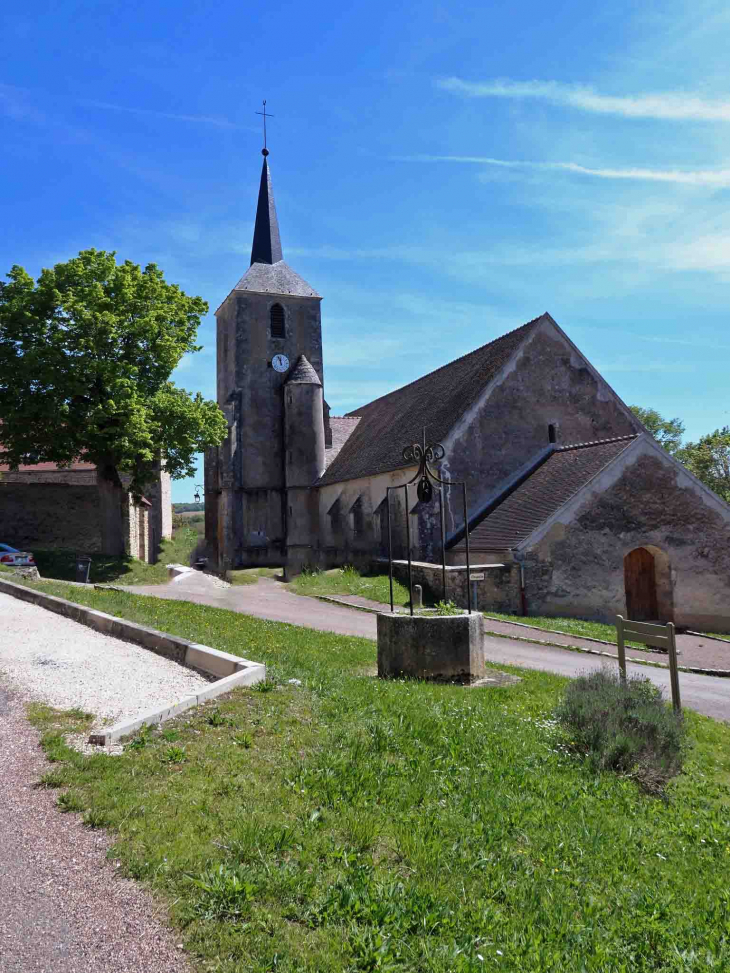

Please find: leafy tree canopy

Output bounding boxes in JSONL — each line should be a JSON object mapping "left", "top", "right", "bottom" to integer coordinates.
{"left": 629, "top": 405, "right": 685, "bottom": 455}
{"left": 677, "top": 428, "right": 730, "bottom": 503}
{"left": 0, "top": 249, "right": 227, "bottom": 494}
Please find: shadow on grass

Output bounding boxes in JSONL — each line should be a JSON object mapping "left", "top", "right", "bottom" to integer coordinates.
{"left": 32, "top": 527, "right": 202, "bottom": 586}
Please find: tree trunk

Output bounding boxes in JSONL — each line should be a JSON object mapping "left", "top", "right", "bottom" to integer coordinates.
{"left": 96, "top": 463, "right": 126, "bottom": 556}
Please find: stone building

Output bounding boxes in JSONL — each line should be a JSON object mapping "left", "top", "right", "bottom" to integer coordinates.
{"left": 0, "top": 458, "right": 172, "bottom": 562}
{"left": 205, "top": 149, "right": 730, "bottom": 632}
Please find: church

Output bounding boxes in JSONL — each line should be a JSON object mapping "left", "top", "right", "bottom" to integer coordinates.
{"left": 204, "top": 148, "right": 730, "bottom": 634}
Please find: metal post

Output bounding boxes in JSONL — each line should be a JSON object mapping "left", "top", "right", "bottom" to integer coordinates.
{"left": 439, "top": 486, "right": 447, "bottom": 604}
{"left": 667, "top": 622, "right": 681, "bottom": 713}
{"left": 404, "top": 484, "right": 413, "bottom": 616}
{"left": 463, "top": 483, "right": 471, "bottom": 614}
{"left": 387, "top": 489, "right": 394, "bottom": 613}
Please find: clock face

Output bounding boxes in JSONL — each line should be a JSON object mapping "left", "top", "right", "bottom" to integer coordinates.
{"left": 272, "top": 354, "right": 289, "bottom": 373}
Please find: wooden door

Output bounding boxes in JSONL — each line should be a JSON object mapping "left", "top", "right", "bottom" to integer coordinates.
{"left": 624, "top": 547, "right": 658, "bottom": 621}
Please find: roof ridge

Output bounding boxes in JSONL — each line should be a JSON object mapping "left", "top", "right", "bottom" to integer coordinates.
{"left": 556, "top": 434, "right": 637, "bottom": 452}
{"left": 344, "top": 314, "right": 546, "bottom": 418}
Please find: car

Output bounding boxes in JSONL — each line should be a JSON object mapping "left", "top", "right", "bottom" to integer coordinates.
{"left": 0, "top": 543, "right": 36, "bottom": 567}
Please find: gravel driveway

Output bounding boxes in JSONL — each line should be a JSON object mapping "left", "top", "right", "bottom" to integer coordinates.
{"left": 0, "top": 685, "right": 193, "bottom": 973}
{"left": 0, "top": 592, "right": 208, "bottom": 730}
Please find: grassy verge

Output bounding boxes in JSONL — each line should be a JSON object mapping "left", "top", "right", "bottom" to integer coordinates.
{"left": 290, "top": 566, "right": 411, "bottom": 607}
{"left": 23, "top": 581, "right": 730, "bottom": 972}
{"left": 483, "top": 611, "right": 652, "bottom": 649}
{"left": 30, "top": 526, "right": 201, "bottom": 585}
{"left": 227, "top": 567, "right": 284, "bottom": 586}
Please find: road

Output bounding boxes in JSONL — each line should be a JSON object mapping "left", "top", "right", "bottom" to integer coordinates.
{"left": 127, "top": 574, "right": 730, "bottom": 722}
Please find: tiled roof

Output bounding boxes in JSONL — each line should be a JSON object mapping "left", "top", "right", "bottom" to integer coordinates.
{"left": 234, "top": 260, "right": 320, "bottom": 298}
{"left": 324, "top": 417, "right": 361, "bottom": 470}
{"left": 0, "top": 459, "right": 95, "bottom": 472}
{"left": 455, "top": 436, "right": 638, "bottom": 552}
{"left": 318, "top": 315, "right": 546, "bottom": 485}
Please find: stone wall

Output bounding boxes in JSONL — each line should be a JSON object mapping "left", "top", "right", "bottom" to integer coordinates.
{"left": 521, "top": 438, "right": 730, "bottom": 633}
{"left": 388, "top": 559, "right": 521, "bottom": 613}
{"left": 434, "top": 318, "right": 640, "bottom": 544}
{"left": 0, "top": 483, "right": 102, "bottom": 551}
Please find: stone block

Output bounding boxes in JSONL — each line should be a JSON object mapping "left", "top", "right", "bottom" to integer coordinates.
{"left": 377, "top": 612, "right": 485, "bottom": 683}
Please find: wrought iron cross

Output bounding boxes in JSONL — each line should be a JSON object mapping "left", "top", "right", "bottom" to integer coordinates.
{"left": 255, "top": 100, "right": 274, "bottom": 152}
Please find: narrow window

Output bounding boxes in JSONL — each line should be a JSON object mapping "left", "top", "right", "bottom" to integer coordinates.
{"left": 548, "top": 424, "right": 557, "bottom": 444}
{"left": 351, "top": 497, "right": 365, "bottom": 536}
{"left": 270, "top": 303, "right": 285, "bottom": 339}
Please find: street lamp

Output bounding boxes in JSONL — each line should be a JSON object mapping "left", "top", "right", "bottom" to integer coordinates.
{"left": 193, "top": 484, "right": 203, "bottom": 505}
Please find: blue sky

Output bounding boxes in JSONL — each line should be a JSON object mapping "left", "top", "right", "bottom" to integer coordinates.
{"left": 2, "top": 0, "right": 730, "bottom": 501}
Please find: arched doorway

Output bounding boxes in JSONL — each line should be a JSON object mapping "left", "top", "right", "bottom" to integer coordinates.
{"left": 623, "top": 546, "right": 674, "bottom": 622}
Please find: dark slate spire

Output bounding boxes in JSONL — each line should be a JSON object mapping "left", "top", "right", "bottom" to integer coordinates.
{"left": 250, "top": 152, "right": 283, "bottom": 266}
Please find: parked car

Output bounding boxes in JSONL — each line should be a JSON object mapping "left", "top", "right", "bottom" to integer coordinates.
{"left": 0, "top": 544, "right": 36, "bottom": 567}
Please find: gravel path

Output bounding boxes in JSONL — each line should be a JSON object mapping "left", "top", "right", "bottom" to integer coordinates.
{"left": 0, "top": 684, "right": 193, "bottom": 973}
{"left": 0, "top": 592, "right": 208, "bottom": 728}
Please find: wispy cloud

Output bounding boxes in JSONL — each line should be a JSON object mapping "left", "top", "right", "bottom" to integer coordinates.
{"left": 82, "top": 99, "right": 247, "bottom": 130}
{"left": 437, "top": 77, "right": 730, "bottom": 122}
{"left": 394, "top": 154, "right": 730, "bottom": 187}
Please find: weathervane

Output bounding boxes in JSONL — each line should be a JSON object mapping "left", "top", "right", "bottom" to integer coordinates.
{"left": 255, "top": 99, "right": 274, "bottom": 155}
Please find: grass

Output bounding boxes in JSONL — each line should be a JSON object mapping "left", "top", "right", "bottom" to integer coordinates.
{"left": 290, "top": 566, "right": 411, "bottom": 607}
{"left": 483, "top": 611, "right": 653, "bottom": 649}
{"left": 22, "top": 579, "right": 730, "bottom": 972}
{"left": 29, "top": 526, "right": 201, "bottom": 585}
{"left": 226, "top": 567, "right": 283, "bottom": 586}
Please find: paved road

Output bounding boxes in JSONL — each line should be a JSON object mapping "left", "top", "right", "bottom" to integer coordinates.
{"left": 127, "top": 575, "right": 730, "bottom": 722}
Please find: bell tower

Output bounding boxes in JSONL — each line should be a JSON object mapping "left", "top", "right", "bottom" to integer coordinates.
{"left": 205, "top": 146, "right": 325, "bottom": 571}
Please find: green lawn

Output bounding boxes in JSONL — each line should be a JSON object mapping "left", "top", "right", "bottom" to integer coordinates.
{"left": 227, "top": 567, "right": 284, "bottom": 586}
{"left": 21, "top": 580, "right": 730, "bottom": 973}
{"left": 30, "top": 525, "right": 202, "bottom": 585}
{"left": 290, "top": 566, "right": 411, "bottom": 607}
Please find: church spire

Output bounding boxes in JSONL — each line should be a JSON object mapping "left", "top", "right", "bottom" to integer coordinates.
{"left": 250, "top": 151, "right": 283, "bottom": 266}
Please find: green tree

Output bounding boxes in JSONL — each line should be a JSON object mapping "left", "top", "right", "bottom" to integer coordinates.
{"left": 629, "top": 405, "right": 685, "bottom": 455}
{"left": 677, "top": 428, "right": 730, "bottom": 503}
{"left": 0, "top": 249, "right": 227, "bottom": 551}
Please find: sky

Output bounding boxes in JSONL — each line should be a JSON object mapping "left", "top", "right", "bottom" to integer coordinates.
{"left": 2, "top": 0, "right": 730, "bottom": 502}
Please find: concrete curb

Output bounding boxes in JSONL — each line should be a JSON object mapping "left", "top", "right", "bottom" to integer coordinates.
{"left": 481, "top": 626, "right": 730, "bottom": 678}
{"left": 0, "top": 577, "right": 267, "bottom": 744}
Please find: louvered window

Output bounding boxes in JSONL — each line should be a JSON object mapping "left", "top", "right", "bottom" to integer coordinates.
{"left": 270, "top": 303, "right": 285, "bottom": 339}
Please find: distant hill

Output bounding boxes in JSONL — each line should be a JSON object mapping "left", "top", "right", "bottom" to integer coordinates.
{"left": 173, "top": 502, "right": 205, "bottom": 513}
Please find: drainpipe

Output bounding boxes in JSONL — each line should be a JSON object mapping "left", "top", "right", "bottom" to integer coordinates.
{"left": 513, "top": 550, "right": 528, "bottom": 616}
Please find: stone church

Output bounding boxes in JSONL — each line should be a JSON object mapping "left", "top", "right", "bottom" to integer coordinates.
{"left": 204, "top": 150, "right": 730, "bottom": 633}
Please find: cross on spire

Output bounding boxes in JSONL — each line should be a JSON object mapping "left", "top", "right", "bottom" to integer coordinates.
{"left": 255, "top": 99, "right": 274, "bottom": 155}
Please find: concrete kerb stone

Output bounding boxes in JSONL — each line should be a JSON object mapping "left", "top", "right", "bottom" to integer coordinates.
{"left": 0, "top": 576, "right": 267, "bottom": 743}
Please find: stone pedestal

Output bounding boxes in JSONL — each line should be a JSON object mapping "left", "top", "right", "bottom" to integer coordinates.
{"left": 376, "top": 612, "right": 485, "bottom": 683}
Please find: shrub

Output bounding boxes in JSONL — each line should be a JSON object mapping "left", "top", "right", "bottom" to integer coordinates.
{"left": 555, "top": 667, "right": 685, "bottom": 793}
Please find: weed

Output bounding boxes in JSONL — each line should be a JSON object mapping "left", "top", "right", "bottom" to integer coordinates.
{"left": 433, "top": 599, "right": 462, "bottom": 616}
{"left": 125, "top": 724, "right": 153, "bottom": 751}
{"left": 160, "top": 746, "right": 187, "bottom": 764}
{"left": 161, "top": 728, "right": 180, "bottom": 742}
{"left": 206, "top": 709, "right": 235, "bottom": 727}
{"left": 252, "top": 679, "right": 277, "bottom": 694}
{"left": 189, "top": 864, "right": 257, "bottom": 920}
{"left": 37, "top": 769, "right": 69, "bottom": 789}
{"left": 56, "top": 790, "right": 86, "bottom": 813}
{"left": 234, "top": 732, "right": 253, "bottom": 749}
{"left": 83, "top": 808, "right": 110, "bottom": 829}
